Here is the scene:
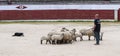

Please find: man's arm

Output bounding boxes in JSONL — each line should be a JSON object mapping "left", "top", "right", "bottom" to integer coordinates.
{"left": 92, "top": 20, "right": 96, "bottom": 29}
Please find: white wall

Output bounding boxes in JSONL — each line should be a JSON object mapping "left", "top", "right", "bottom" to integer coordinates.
{"left": 0, "top": 4, "right": 120, "bottom": 10}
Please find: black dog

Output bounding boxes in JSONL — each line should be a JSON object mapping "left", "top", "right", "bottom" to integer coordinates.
{"left": 12, "top": 32, "right": 24, "bottom": 37}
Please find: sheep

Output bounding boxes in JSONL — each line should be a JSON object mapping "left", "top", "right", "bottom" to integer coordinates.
{"left": 74, "top": 32, "right": 83, "bottom": 41}
{"left": 79, "top": 28, "right": 95, "bottom": 41}
{"left": 48, "top": 31, "right": 63, "bottom": 37}
{"left": 40, "top": 36, "right": 51, "bottom": 44}
{"left": 85, "top": 28, "right": 95, "bottom": 40}
{"left": 47, "top": 29, "right": 76, "bottom": 44}
{"left": 47, "top": 31, "right": 71, "bottom": 44}
{"left": 47, "top": 31, "right": 64, "bottom": 44}
{"left": 69, "top": 28, "right": 76, "bottom": 41}
{"left": 51, "top": 33, "right": 64, "bottom": 44}
{"left": 62, "top": 31, "right": 73, "bottom": 44}
{"left": 70, "top": 29, "right": 83, "bottom": 41}
{"left": 62, "top": 28, "right": 76, "bottom": 43}
{"left": 80, "top": 28, "right": 104, "bottom": 41}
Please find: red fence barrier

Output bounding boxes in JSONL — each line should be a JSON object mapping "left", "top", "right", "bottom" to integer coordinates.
{"left": 0, "top": 10, "right": 114, "bottom": 20}
{"left": 118, "top": 9, "right": 120, "bottom": 21}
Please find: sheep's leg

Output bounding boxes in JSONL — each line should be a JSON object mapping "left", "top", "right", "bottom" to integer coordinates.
{"left": 57, "top": 40, "right": 61, "bottom": 44}
{"left": 48, "top": 40, "right": 51, "bottom": 44}
{"left": 74, "top": 38, "right": 77, "bottom": 41}
{"left": 55, "top": 40, "right": 58, "bottom": 44}
{"left": 41, "top": 40, "right": 43, "bottom": 44}
{"left": 67, "top": 40, "right": 72, "bottom": 44}
{"left": 54, "top": 40, "right": 56, "bottom": 44}
{"left": 52, "top": 40, "right": 55, "bottom": 44}
{"left": 94, "top": 37, "right": 95, "bottom": 40}
{"left": 59, "top": 40, "right": 62, "bottom": 44}
{"left": 73, "top": 38, "right": 76, "bottom": 41}
{"left": 64, "top": 40, "right": 67, "bottom": 43}
{"left": 55, "top": 40, "right": 57, "bottom": 44}
{"left": 60, "top": 40, "right": 62, "bottom": 44}
{"left": 94, "top": 36, "right": 96, "bottom": 40}
{"left": 62, "top": 40, "right": 65, "bottom": 44}
{"left": 80, "top": 36, "right": 83, "bottom": 41}
{"left": 46, "top": 40, "right": 48, "bottom": 44}
{"left": 59, "top": 40, "right": 63, "bottom": 44}
{"left": 88, "top": 36, "right": 91, "bottom": 40}
{"left": 63, "top": 40, "right": 67, "bottom": 44}
{"left": 69, "top": 40, "right": 72, "bottom": 44}
{"left": 56, "top": 40, "right": 59, "bottom": 44}
{"left": 66, "top": 40, "right": 69, "bottom": 44}
{"left": 46, "top": 40, "right": 51, "bottom": 44}
{"left": 52, "top": 40, "right": 54, "bottom": 44}
{"left": 57, "top": 40, "right": 59, "bottom": 44}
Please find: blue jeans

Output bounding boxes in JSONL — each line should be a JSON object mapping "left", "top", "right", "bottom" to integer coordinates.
{"left": 94, "top": 31, "right": 100, "bottom": 44}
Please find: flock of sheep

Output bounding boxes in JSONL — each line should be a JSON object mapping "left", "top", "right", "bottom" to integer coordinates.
{"left": 40, "top": 27, "right": 103, "bottom": 44}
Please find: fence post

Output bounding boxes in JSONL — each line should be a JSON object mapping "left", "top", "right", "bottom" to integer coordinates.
{"left": 114, "top": 9, "right": 118, "bottom": 21}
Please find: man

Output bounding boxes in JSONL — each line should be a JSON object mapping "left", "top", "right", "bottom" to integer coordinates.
{"left": 93, "top": 14, "right": 101, "bottom": 45}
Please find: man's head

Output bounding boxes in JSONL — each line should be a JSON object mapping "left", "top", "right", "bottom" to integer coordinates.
{"left": 95, "top": 14, "right": 99, "bottom": 19}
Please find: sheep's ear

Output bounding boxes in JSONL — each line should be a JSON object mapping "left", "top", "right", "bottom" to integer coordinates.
{"left": 72, "top": 28, "right": 76, "bottom": 32}
{"left": 67, "top": 29, "right": 69, "bottom": 31}
{"left": 62, "top": 27, "right": 66, "bottom": 29}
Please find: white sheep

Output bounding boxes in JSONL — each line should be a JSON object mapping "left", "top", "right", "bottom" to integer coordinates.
{"left": 74, "top": 32, "right": 83, "bottom": 41}
{"left": 47, "top": 28, "right": 76, "bottom": 44}
{"left": 40, "top": 36, "right": 51, "bottom": 44}
{"left": 62, "top": 31, "right": 73, "bottom": 44}
{"left": 48, "top": 31, "right": 63, "bottom": 37}
{"left": 79, "top": 28, "right": 95, "bottom": 41}
{"left": 47, "top": 31, "right": 71, "bottom": 44}
{"left": 51, "top": 33, "right": 64, "bottom": 44}
{"left": 69, "top": 28, "right": 76, "bottom": 41}
{"left": 47, "top": 31, "right": 64, "bottom": 44}
{"left": 80, "top": 28, "right": 104, "bottom": 41}
{"left": 62, "top": 28, "right": 76, "bottom": 43}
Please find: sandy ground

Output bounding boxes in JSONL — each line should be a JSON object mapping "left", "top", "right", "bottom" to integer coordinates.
{"left": 0, "top": 22, "right": 120, "bottom": 56}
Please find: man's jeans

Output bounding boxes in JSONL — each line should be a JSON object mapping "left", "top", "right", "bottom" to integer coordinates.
{"left": 94, "top": 31, "right": 100, "bottom": 44}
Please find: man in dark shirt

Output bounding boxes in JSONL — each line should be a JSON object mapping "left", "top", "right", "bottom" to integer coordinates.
{"left": 93, "top": 14, "right": 101, "bottom": 45}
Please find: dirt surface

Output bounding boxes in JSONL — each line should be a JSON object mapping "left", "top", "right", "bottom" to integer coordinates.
{"left": 0, "top": 22, "right": 120, "bottom": 56}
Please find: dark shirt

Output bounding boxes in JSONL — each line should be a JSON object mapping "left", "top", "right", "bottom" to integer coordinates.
{"left": 94, "top": 19, "right": 101, "bottom": 32}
